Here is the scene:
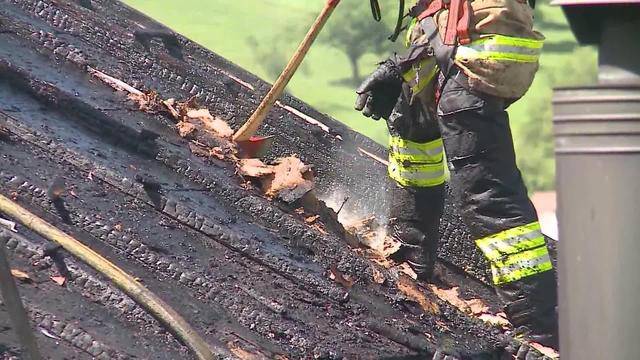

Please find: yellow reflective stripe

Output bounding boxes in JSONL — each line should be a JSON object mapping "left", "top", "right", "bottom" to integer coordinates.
{"left": 476, "top": 222, "right": 545, "bottom": 261}
{"left": 388, "top": 157, "right": 446, "bottom": 188}
{"left": 469, "top": 44, "right": 540, "bottom": 56}
{"left": 389, "top": 137, "right": 444, "bottom": 163}
{"left": 476, "top": 222, "right": 553, "bottom": 284}
{"left": 402, "top": 58, "right": 438, "bottom": 94}
{"left": 411, "top": 65, "right": 438, "bottom": 94}
{"left": 491, "top": 246, "right": 553, "bottom": 285}
{"left": 456, "top": 35, "right": 544, "bottom": 63}
{"left": 403, "top": 68, "right": 417, "bottom": 82}
{"left": 456, "top": 48, "right": 539, "bottom": 63}
{"left": 405, "top": 17, "right": 419, "bottom": 48}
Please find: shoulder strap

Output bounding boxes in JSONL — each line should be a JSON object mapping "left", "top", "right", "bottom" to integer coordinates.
{"left": 419, "top": 17, "right": 456, "bottom": 77}
{"left": 417, "top": 0, "right": 472, "bottom": 46}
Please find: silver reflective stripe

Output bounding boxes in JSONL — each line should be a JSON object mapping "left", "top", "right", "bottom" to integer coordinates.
{"left": 492, "top": 252, "right": 552, "bottom": 279}
{"left": 466, "top": 44, "right": 541, "bottom": 56}
{"left": 389, "top": 145, "right": 444, "bottom": 159}
{"left": 479, "top": 228, "right": 545, "bottom": 259}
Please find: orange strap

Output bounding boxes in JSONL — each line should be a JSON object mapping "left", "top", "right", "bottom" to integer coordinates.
{"left": 455, "top": 0, "right": 472, "bottom": 45}
{"left": 417, "top": 0, "right": 471, "bottom": 46}
{"left": 417, "top": 0, "right": 442, "bottom": 20}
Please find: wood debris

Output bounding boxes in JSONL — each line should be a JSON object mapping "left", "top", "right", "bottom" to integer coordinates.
{"left": 188, "top": 142, "right": 212, "bottom": 158}
{"left": 328, "top": 264, "right": 355, "bottom": 289}
{"left": 429, "top": 285, "right": 509, "bottom": 329}
{"left": 227, "top": 343, "right": 262, "bottom": 360}
{"left": 237, "top": 159, "right": 275, "bottom": 178}
{"left": 226, "top": 340, "right": 272, "bottom": 360}
{"left": 396, "top": 274, "right": 440, "bottom": 315}
{"left": 88, "top": 67, "right": 143, "bottom": 95}
{"left": 210, "top": 147, "right": 225, "bottom": 160}
{"left": 90, "top": 68, "right": 232, "bottom": 147}
{"left": 311, "top": 223, "right": 328, "bottom": 235}
{"left": 304, "top": 215, "right": 320, "bottom": 224}
{"left": 162, "top": 98, "right": 181, "bottom": 119}
{"left": 367, "top": 251, "right": 396, "bottom": 269}
{"left": 478, "top": 313, "right": 510, "bottom": 329}
{"left": 371, "top": 266, "right": 385, "bottom": 284}
{"left": 184, "top": 108, "right": 234, "bottom": 139}
{"left": 176, "top": 121, "right": 197, "bottom": 139}
{"left": 51, "top": 276, "right": 66, "bottom": 286}
{"left": 275, "top": 101, "right": 332, "bottom": 134}
{"left": 344, "top": 217, "right": 400, "bottom": 258}
{"left": 262, "top": 157, "right": 314, "bottom": 199}
{"left": 530, "top": 342, "right": 560, "bottom": 359}
{"left": 89, "top": 68, "right": 319, "bottom": 206}
{"left": 358, "top": 147, "right": 389, "bottom": 166}
{"left": 166, "top": 98, "right": 238, "bottom": 161}
{"left": 128, "top": 90, "right": 164, "bottom": 113}
{"left": 238, "top": 156, "right": 314, "bottom": 201}
{"left": 11, "top": 269, "right": 32, "bottom": 283}
{"left": 393, "top": 262, "right": 418, "bottom": 280}
{"left": 429, "top": 286, "right": 472, "bottom": 314}
{"left": 39, "top": 328, "right": 60, "bottom": 340}
{"left": 466, "top": 298, "right": 490, "bottom": 315}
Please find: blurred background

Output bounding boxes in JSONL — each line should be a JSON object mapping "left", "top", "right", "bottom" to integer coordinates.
{"left": 123, "top": 0, "right": 596, "bottom": 196}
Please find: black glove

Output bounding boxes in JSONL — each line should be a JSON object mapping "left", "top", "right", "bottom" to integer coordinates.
{"left": 354, "top": 59, "right": 403, "bottom": 120}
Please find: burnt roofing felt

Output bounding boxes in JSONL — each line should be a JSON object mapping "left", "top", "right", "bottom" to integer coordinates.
{"left": 0, "top": 1, "right": 556, "bottom": 359}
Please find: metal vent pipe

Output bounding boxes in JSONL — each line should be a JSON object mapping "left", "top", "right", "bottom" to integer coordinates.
{"left": 552, "top": 4, "right": 640, "bottom": 359}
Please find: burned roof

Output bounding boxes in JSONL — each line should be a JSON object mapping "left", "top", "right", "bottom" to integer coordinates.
{"left": 0, "top": 1, "right": 555, "bottom": 359}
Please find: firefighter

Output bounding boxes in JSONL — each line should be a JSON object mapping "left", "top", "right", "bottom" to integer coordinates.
{"left": 354, "top": 0, "right": 559, "bottom": 351}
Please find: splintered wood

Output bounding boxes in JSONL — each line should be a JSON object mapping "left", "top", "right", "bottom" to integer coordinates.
{"left": 328, "top": 264, "right": 355, "bottom": 289}
{"left": 428, "top": 284, "right": 514, "bottom": 330}
{"left": 182, "top": 108, "right": 234, "bottom": 139}
{"left": 88, "top": 67, "right": 142, "bottom": 95}
{"left": 397, "top": 275, "right": 440, "bottom": 315}
{"left": 227, "top": 341, "right": 268, "bottom": 360}
{"left": 89, "top": 67, "right": 316, "bottom": 202}
{"left": 128, "top": 91, "right": 164, "bottom": 113}
{"left": 261, "top": 157, "right": 314, "bottom": 198}
{"left": 343, "top": 217, "right": 400, "bottom": 258}
{"left": 238, "top": 157, "right": 314, "bottom": 201}
{"left": 238, "top": 159, "right": 275, "bottom": 178}
{"left": 162, "top": 98, "right": 234, "bottom": 142}
{"left": 342, "top": 216, "right": 423, "bottom": 287}
{"left": 10, "top": 269, "right": 32, "bottom": 283}
{"left": 176, "top": 121, "right": 197, "bottom": 139}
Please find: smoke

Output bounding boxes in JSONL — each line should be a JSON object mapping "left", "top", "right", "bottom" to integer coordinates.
{"left": 320, "top": 188, "right": 390, "bottom": 254}
{"left": 321, "top": 188, "right": 359, "bottom": 225}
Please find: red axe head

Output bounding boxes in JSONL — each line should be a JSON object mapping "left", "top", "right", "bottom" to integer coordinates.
{"left": 235, "top": 135, "right": 275, "bottom": 159}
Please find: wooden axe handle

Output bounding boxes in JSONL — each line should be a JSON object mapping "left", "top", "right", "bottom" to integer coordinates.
{"left": 233, "top": 0, "right": 341, "bottom": 142}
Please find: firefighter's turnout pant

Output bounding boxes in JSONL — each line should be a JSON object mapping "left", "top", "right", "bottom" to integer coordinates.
{"left": 388, "top": 69, "right": 554, "bottom": 288}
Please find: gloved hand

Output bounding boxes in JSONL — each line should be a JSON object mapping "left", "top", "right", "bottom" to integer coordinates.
{"left": 354, "top": 59, "right": 403, "bottom": 120}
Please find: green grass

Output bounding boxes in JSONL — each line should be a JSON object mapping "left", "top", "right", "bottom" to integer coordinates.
{"left": 123, "top": 0, "right": 596, "bottom": 190}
